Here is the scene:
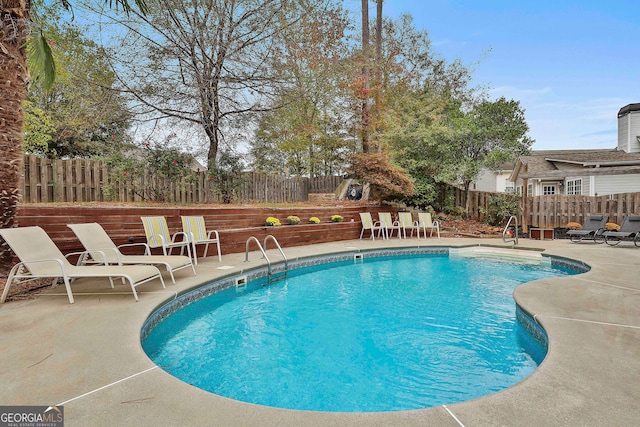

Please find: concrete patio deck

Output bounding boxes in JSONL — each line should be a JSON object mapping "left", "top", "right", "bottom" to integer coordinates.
{"left": 1, "top": 237, "right": 639, "bottom": 426}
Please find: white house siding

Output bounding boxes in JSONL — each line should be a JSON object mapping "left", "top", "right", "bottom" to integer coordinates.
{"left": 497, "top": 172, "right": 515, "bottom": 193}
{"left": 565, "top": 176, "right": 591, "bottom": 196}
{"left": 593, "top": 174, "right": 640, "bottom": 195}
{"left": 618, "top": 110, "right": 640, "bottom": 153}
{"left": 473, "top": 170, "right": 514, "bottom": 192}
{"left": 473, "top": 169, "right": 497, "bottom": 192}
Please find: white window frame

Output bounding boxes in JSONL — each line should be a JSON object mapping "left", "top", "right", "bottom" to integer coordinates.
{"left": 566, "top": 179, "right": 582, "bottom": 195}
{"left": 543, "top": 185, "right": 556, "bottom": 195}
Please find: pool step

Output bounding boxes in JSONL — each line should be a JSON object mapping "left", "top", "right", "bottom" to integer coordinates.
{"left": 268, "top": 270, "right": 288, "bottom": 284}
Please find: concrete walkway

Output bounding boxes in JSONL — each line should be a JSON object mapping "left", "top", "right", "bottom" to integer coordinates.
{"left": 0, "top": 237, "right": 639, "bottom": 426}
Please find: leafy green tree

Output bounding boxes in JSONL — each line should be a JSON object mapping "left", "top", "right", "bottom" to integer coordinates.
{"left": 252, "top": 98, "right": 354, "bottom": 176}
{"left": 24, "top": 100, "right": 56, "bottom": 156}
{"left": 481, "top": 193, "right": 520, "bottom": 226}
{"left": 25, "top": 19, "right": 132, "bottom": 158}
{"left": 349, "top": 13, "right": 475, "bottom": 153}
{"left": 389, "top": 95, "right": 533, "bottom": 215}
{"left": 250, "top": 1, "right": 353, "bottom": 176}
{"left": 382, "top": 86, "right": 452, "bottom": 208}
{"left": 440, "top": 97, "right": 533, "bottom": 213}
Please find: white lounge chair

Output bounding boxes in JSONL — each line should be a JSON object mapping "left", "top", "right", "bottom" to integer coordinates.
{"left": 398, "top": 212, "right": 421, "bottom": 239}
{"left": 418, "top": 212, "right": 440, "bottom": 238}
{"left": 0, "top": 226, "right": 164, "bottom": 304}
{"left": 68, "top": 222, "right": 196, "bottom": 284}
{"left": 378, "top": 212, "right": 402, "bottom": 238}
{"left": 359, "top": 212, "right": 386, "bottom": 240}
{"left": 181, "top": 216, "right": 222, "bottom": 265}
{"left": 141, "top": 216, "right": 192, "bottom": 260}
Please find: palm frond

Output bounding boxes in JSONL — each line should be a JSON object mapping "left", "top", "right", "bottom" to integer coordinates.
{"left": 26, "top": 30, "right": 56, "bottom": 90}
{"left": 108, "top": 0, "right": 149, "bottom": 15}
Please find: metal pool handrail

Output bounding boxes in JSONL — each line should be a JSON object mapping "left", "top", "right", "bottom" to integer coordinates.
{"left": 502, "top": 215, "right": 519, "bottom": 245}
{"left": 263, "top": 235, "right": 288, "bottom": 271}
{"left": 244, "top": 235, "right": 288, "bottom": 283}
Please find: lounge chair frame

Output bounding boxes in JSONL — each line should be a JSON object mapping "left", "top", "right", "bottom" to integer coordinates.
{"left": 567, "top": 214, "right": 608, "bottom": 243}
{"left": 0, "top": 226, "right": 165, "bottom": 304}
{"left": 68, "top": 223, "right": 196, "bottom": 284}
{"left": 603, "top": 215, "right": 640, "bottom": 246}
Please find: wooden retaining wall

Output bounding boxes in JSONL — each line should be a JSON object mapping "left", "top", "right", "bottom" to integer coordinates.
{"left": 15, "top": 205, "right": 393, "bottom": 258}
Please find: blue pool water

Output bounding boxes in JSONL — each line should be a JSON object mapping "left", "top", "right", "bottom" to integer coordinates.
{"left": 143, "top": 253, "right": 577, "bottom": 412}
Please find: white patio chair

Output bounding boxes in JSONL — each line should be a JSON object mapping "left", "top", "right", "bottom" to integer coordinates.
{"left": 359, "top": 212, "right": 386, "bottom": 240}
{"left": 418, "top": 212, "right": 440, "bottom": 238}
{"left": 398, "top": 212, "right": 421, "bottom": 239}
{"left": 181, "top": 216, "right": 222, "bottom": 265}
{"left": 141, "top": 216, "right": 192, "bottom": 260}
{"left": 378, "top": 212, "right": 402, "bottom": 238}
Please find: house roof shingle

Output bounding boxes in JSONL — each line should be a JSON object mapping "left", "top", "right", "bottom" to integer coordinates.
{"left": 510, "top": 149, "right": 640, "bottom": 180}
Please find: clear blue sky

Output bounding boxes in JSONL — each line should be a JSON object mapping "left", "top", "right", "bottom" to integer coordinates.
{"left": 348, "top": 0, "right": 640, "bottom": 150}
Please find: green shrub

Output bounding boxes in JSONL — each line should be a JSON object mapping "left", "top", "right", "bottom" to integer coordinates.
{"left": 207, "top": 149, "right": 246, "bottom": 204}
{"left": 309, "top": 217, "right": 321, "bottom": 224}
{"left": 480, "top": 194, "right": 520, "bottom": 226}
{"left": 403, "top": 176, "right": 437, "bottom": 210}
{"left": 287, "top": 216, "right": 301, "bottom": 225}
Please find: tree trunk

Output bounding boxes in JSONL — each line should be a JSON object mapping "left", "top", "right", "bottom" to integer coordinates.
{"left": 0, "top": 1, "right": 29, "bottom": 269}
{"left": 360, "top": 0, "right": 370, "bottom": 153}
{"left": 374, "top": 0, "right": 383, "bottom": 152}
{"left": 205, "top": 120, "right": 219, "bottom": 167}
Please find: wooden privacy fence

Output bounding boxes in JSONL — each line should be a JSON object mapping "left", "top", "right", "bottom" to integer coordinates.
{"left": 525, "top": 193, "right": 640, "bottom": 228}
{"left": 238, "top": 173, "right": 342, "bottom": 204}
{"left": 21, "top": 155, "right": 343, "bottom": 204}
{"left": 436, "top": 185, "right": 640, "bottom": 229}
{"left": 435, "top": 185, "right": 495, "bottom": 222}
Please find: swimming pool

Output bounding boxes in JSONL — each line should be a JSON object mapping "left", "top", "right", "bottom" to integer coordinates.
{"left": 142, "top": 249, "right": 584, "bottom": 412}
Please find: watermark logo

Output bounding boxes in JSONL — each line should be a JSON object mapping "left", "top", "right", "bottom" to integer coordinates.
{"left": 0, "top": 406, "right": 63, "bottom": 427}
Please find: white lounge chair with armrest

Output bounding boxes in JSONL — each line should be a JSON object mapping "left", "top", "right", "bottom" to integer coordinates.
{"left": 68, "top": 222, "right": 195, "bottom": 284}
{"left": 359, "top": 212, "right": 386, "bottom": 240}
{"left": 398, "top": 212, "right": 421, "bottom": 239}
{"left": 181, "top": 216, "right": 222, "bottom": 265}
{"left": 378, "top": 212, "right": 402, "bottom": 239}
{"left": 0, "top": 226, "right": 164, "bottom": 304}
{"left": 418, "top": 212, "right": 440, "bottom": 238}
{"left": 141, "top": 216, "right": 192, "bottom": 260}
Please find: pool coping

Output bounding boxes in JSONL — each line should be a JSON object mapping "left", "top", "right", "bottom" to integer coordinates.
{"left": 1, "top": 237, "right": 639, "bottom": 426}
